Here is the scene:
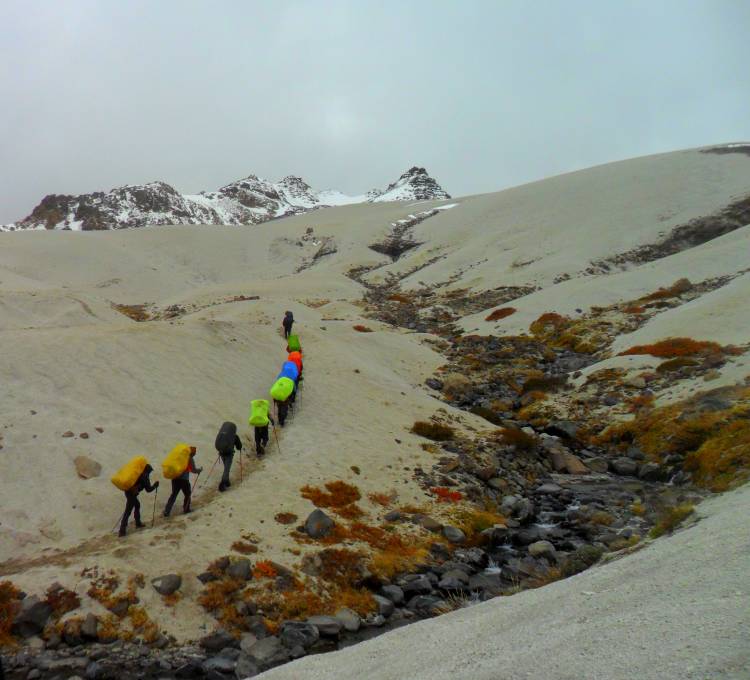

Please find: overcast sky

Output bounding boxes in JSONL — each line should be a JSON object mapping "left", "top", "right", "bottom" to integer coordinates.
{"left": 1, "top": 0, "right": 749, "bottom": 223}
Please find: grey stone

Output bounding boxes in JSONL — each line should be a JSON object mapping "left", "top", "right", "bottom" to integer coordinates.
{"left": 200, "top": 629, "right": 239, "bottom": 653}
{"left": 245, "top": 635, "right": 289, "bottom": 669}
{"left": 81, "top": 613, "right": 99, "bottom": 641}
{"left": 372, "top": 594, "right": 395, "bottom": 618}
{"left": 307, "top": 615, "right": 343, "bottom": 637}
{"left": 407, "top": 595, "right": 446, "bottom": 615}
{"left": 401, "top": 575, "right": 433, "bottom": 596}
{"left": 418, "top": 515, "right": 443, "bottom": 532}
{"left": 74, "top": 455, "right": 102, "bottom": 479}
{"left": 334, "top": 608, "right": 361, "bottom": 632}
{"left": 585, "top": 457, "right": 609, "bottom": 473}
{"left": 384, "top": 510, "right": 402, "bottom": 522}
{"left": 627, "top": 446, "right": 646, "bottom": 461}
{"left": 442, "top": 525, "right": 466, "bottom": 544}
{"left": 227, "top": 559, "right": 252, "bottom": 581}
{"left": 381, "top": 584, "right": 404, "bottom": 605}
{"left": 203, "top": 654, "right": 237, "bottom": 673}
{"left": 279, "top": 621, "right": 319, "bottom": 649}
{"left": 438, "top": 576, "right": 467, "bottom": 591}
{"left": 234, "top": 653, "right": 259, "bottom": 679}
{"left": 535, "top": 483, "right": 563, "bottom": 495}
{"left": 151, "top": 573, "right": 182, "bottom": 596}
{"left": 638, "top": 462, "right": 663, "bottom": 481}
{"left": 304, "top": 509, "right": 335, "bottom": 538}
{"left": 239, "top": 633, "right": 259, "bottom": 654}
{"left": 546, "top": 420, "right": 579, "bottom": 439}
{"left": 27, "top": 670, "right": 42, "bottom": 680}
{"left": 11, "top": 596, "right": 52, "bottom": 638}
{"left": 610, "top": 457, "right": 638, "bottom": 476}
{"left": 528, "top": 540, "right": 556, "bottom": 558}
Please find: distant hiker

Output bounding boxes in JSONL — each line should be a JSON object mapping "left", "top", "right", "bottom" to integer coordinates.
{"left": 163, "top": 446, "right": 201, "bottom": 516}
{"left": 249, "top": 400, "right": 276, "bottom": 457}
{"left": 215, "top": 421, "right": 243, "bottom": 492}
{"left": 282, "top": 311, "right": 294, "bottom": 339}
{"left": 118, "top": 463, "right": 158, "bottom": 537}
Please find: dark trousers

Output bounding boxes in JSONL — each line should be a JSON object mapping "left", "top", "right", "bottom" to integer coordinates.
{"left": 283, "top": 321, "right": 293, "bottom": 338}
{"left": 120, "top": 491, "right": 142, "bottom": 533}
{"left": 277, "top": 401, "right": 289, "bottom": 426}
{"left": 164, "top": 478, "right": 191, "bottom": 515}
{"left": 219, "top": 451, "right": 233, "bottom": 489}
{"left": 254, "top": 425, "right": 269, "bottom": 454}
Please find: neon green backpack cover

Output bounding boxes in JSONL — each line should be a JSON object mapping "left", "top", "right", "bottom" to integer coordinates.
{"left": 249, "top": 399, "right": 270, "bottom": 427}
{"left": 270, "top": 377, "right": 294, "bottom": 401}
{"left": 287, "top": 334, "right": 301, "bottom": 352}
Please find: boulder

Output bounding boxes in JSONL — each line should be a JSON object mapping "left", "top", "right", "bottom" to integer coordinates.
{"left": 609, "top": 457, "right": 638, "bottom": 476}
{"left": 401, "top": 575, "right": 433, "bottom": 597}
{"left": 227, "top": 559, "right": 252, "bottom": 581}
{"left": 407, "top": 595, "right": 446, "bottom": 615}
{"left": 307, "top": 615, "right": 343, "bottom": 637}
{"left": 203, "top": 651, "right": 238, "bottom": 674}
{"left": 279, "top": 621, "right": 319, "bottom": 649}
{"left": 638, "top": 462, "right": 664, "bottom": 481}
{"left": 372, "top": 594, "right": 395, "bottom": 618}
{"left": 442, "top": 525, "right": 466, "bottom": 544}
{"left": 380, "top": 584, "right": 404, "bottom": 605}
{"left": 151, "top": 574, "right": 182, "bottom": 596}
{"left": 334, "top": 608, "right": 361, "bottom": 633}
{"left": 418, "top": 515, "right": 443, "bottom": 533}
{"left": 534, "top": 483, "right": 562, "bottom": 495}
{"left": 200, "top": 629, "right": 239, "bottom": 653}
{"left": 528, "top": 540, "right": 556, "bottom": 559}
{"left": 545, "top": 420, "right": 579, "bottom": 440}
{"left": 74, "top": 456, "right": 102, "bottom": 480}
{"left": 563, "top": 454, "right": 589, "bottom": 475}
{"left": 304, "top": 509, "right": 335, "bottom": 538}
{"left": 245, "top": 636, "right": 289, "bottom": 669}
{"left": 11, "top": 596, "right": 52, "bottom": 638}
{"left": 585, "top": 457, "right": 609, "bottom": 473}
{"left": 80, "top": 613, "right": 99, "bottom": 641}
{"left": 234, "top": 653, "right": 259, "bottom": 679}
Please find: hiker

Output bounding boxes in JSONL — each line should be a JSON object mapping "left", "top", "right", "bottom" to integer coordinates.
{"left": 215, "top": 421, "right": 243, "bottom": 492}
{"left": 282, "top": 311, "right": 294, "bottom": 339}
{"left": 163, "top": 446, "right": 201, "bottom": 516}
{"left": 255, "top": 412, "right": 275, "bottom": 457}
{"left": 274, "top": 398, "right": 290, "bottom": 427}
{"left": 119, "top": 464, "right": 158, "bottom": 537}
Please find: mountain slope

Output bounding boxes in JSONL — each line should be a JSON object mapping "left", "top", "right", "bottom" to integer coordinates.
{"left": 1, "top": 167, "right": 450, "bottom": 232}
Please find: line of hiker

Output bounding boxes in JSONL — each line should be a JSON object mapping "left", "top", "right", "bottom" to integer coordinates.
{"left": 111, "top": 315, "right": 305, "bottom": 536}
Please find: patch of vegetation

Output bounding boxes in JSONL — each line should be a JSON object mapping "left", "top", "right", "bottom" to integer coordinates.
{"left": 485, "top": 307, "right": 516, "bottom": 321}
{"left": 649, "top": 504, "right": 695, "bottom": 538}
{"left": 274, "top": 512, "right": 298, "bottom": 525}
{"left": 353, "top": 324, "right": 374, "bottom": 332}
{"left": 656, "top": 357, "right": 700, "bottom": 373}
{"left": 451, "top": 507, "right": 506, "bottom": 542}
{"left": 430, "top": 486, "right": 463, "bottom": 503}
{"left": 469, "top": 405, "right": 504, "bottom": 426}
{"left": 0, "top": 581, "right": 22, "bottom": 646}
{"left": 521, "top": 374, "right": 568, "bottom": 394}
{"left": 45, "top": 584, "right": 81, "bottom": 618}
{"left": 231, "top": 541, "right": 258, "bottom": 555}
{"left": 411, "top": 421, "right": 455, "bottom": 441}
{"left": 368, "top": 492, "right": 393, "bottom": 507}
{"left": 589, "top": 510, "right": 615, "bottom": 526}
{"left": 529, "top": 312, "right": 569, "bottom": 336}
{"left": 112, "top": 303, "right": 151, "bottom": 322}
{"left": 496, "top": 427, "right": 537, "bottom": 451}
{"left": 301, "top": 480, "right": 361, "bottom": 508}
{"left": 619, "top": 337, "right": 723, "bottom": 358}
{"left": 640, "top": 278, "right": 692, "bottom": 301}
{"left": 252, "top": 561, "right": 278, "bottom": 579}
{"left": 561, "top": 545, "right": 604, "bottom": 577}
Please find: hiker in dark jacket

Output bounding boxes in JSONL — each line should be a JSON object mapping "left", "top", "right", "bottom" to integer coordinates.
{"left": 274, "top": 398, "right": 289, "bottom": 427}
{"left": 163, "top": 447, "right": 202, "bottom": 516}
{"left": 119, "top": 464, "right": 158, "bottom": 537}
{"left": 282, "top": 311, "right": 294, "bottom": 339}
{"left": 254, "top": 413, "right": 275, "bottom": 457}
{"left": 218, "top": 429, "right": 243, "bottom": 492}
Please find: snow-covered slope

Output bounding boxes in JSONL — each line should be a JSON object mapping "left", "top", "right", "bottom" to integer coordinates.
{"left": 1, "top": 167, "right": 451, "bottom": 232}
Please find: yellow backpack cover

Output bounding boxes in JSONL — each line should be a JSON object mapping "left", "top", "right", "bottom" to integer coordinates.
{"left": 111, "top": 456, "right": 148, "bottom": 491}
{"left": 249, "top": 399, "right": 270, "bottom": 427}
{"left": 162, "top": 443, "right": 191, "bottom": 480}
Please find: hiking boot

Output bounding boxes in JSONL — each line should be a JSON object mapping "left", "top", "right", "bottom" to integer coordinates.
{"left": 163, "top": 511, "right": 170, "bottom": 518}
{"left": 135, "top": 522, "right": 146, "bottom": 529}
{"left": 118, "top": 528, "right": 127, "bottom": 537}
{"left": 183, "top": 508, "right": 191, "bottom": 514}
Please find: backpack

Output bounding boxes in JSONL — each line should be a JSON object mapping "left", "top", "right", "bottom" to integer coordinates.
{"left": 215, "top": 421, "right": 237, "bottom": 452}
{"left": 286, "top": 334, "right": 301, "bottom": 352}
{"left": 270, "top": 377, "right": 295, "bottom": 402}
{"left": 277, "top": 361, "right": 299, "bottom": 382}
{"left": 162, "top": 443, "right": 192, "bottom": 480}
{"left": 111, "top": 455, "right": 148, "bottom": 491}
{"left": 249, "top": 400, "right": 270, "bottom": 427}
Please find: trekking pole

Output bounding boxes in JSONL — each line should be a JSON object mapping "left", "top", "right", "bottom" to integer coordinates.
{"left": 239, "top": 449, "right": 243, "bottom": 483}
{"left": 273, "top": 424, "right": 282, "bottom": 456}
{"left": 191, "top": 471, "right": 202, "bottom": 494}
{"left": 111, "top": 511, "right": 125, "bottom": 534}
{"left": 151, "top": 486, "right": 158, "bottom": 528}
{"left": 200, "top": 456, "right": 220, "bottom": 488}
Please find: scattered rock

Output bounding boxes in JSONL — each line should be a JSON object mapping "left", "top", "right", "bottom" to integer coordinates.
{"left": 528, "top": 540, "right": 556, "bottom": 559}
{"left": 585, "top": 457, "right": 609, "bottom": 473}
{"left": 372, "top": 594, "right": 395, "bottom": 618}
{"left": 307, "top": 615, "right": 343, "bottom": 637}
{"left": 74, "top": 456, "right": 102, "bottom": 479}
{"left": 381, "top": 584, "right": 404, "bottom": 605}
{"left": 227, "top": 559, "right": 252, "bottom": 581}
{"left": 279, "top": 621, "right": 319, "bottom": 649}
{"left": 81, "top": 613, "right": 99, "bottom": 641}
{"left": 442, "top": 525, "right": 466, "bottom": 544}
{"left": 200, "top": 629, "right": 239, "bottom": 653}
{"left": 418, "top": 515, "right": 442, "bottom": 532}
{"left": 62, "top": 431, "right": 75, "bottom": 438}
{"left": 304, "top": 509, "right": 335, "bottom": 538}
{"left": 245, "top": 636, "right": 290, "bottom": 669}
{"left": 79, "top": 432, "right": 89, "bottom": 439}
{"left": 152, "top": 574, "right": 182, "bottom": 596}
{"left": 609, "top": 457, "right": 639, "bottom": 476}
{"left": 235, "top": 653, "right": 259, "bottom": 679}
{"left": 401, "top": 575, "right": 433, "bottom": 597}
{"left": 334, "top": 608, "right": 361, "bottom": 632}
{"left": 11, "top": 596, "right": 52, "bottom": 638}
{"left": 638, "top": 462, "right": 664, "bottom": 481}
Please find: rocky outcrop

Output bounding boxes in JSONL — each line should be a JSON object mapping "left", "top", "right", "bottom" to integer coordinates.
{"left": 2, "top": 168, "right": 451, "bottom": 232}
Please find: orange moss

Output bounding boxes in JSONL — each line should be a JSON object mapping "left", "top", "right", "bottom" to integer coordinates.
{"left": 387, "top": 293, "right": 411, "bottom": 303}
{"left": 353, "top": 325, "right": 374, "bottom": 332}
{"left": 45, "top": 584, "right": 81, "bottom": 618}
{"left": 252, "top": 561, "right": 279, "bottom": 580}
{"left": 623, "top": 304, "right": 646, "bottom": 314}
{"left": 274, "top": 512, "right": 298, "bottom": 525}
{"left": 485, "top": 307, "right": 516, "bottom": 321}
{"left": 112, "top": 303, "right": 151, "bottom": 322}
{"left": 162, "top": 592, "right": 181, "bottom": 607}
{"left": 0, "top": 581, "right": 22, "bottom": 646}
{"left": 411, "top": 421, "right": 455, "bottom": 441}
{"left": 301, "top": 480, "right": 361, "bottom": 508}
{"left": 496, "top": 427, "right": 536, "bottom": 451}
{"left": 332, "top": 503, "right": 365, "bottom": 520}
{"left": 619, "top": 337, "right": 723, "bottom": 358}
{"left": 529, "top": 312, "right": 569, "bottom": 336}
{"left": 197, "top": 578, "right": 244, "bottom": 613}
{"left": 640, "top": 278, "right": 692, "bottom": 301}
{"left": 656, "top": 357, "right": 700, "bottom": 373}
{"left": 368, "top": 492, "right": 393, "bottom": 507}
{"left": 430, "top": 487, "right": 463, "bottom": 503}
{"left": 231, "top": 541, "right": 258, "bottom": 555}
